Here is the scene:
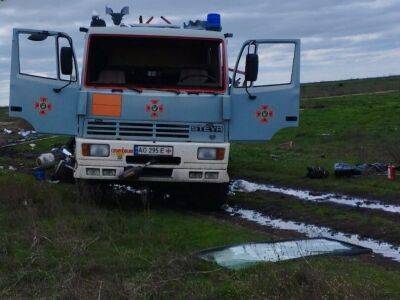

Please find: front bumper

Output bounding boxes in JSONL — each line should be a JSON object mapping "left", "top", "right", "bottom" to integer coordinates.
{"left": 74, "top": 138, "right": 230, "bottom": 183}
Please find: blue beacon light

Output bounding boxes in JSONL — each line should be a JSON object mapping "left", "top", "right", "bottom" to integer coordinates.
{"left": 206, "top": 13, "right": 222, "bottom": 32}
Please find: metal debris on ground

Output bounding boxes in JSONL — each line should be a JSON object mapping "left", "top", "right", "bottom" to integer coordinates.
{"left": 18, "top": 130, "right": 36, "bottom": 138}
{"left": 33, "top": 141, "right": 75, "bottom": 182}
{"left": 334, "top": 162, "right": 388, "bottom": 177}
{"left": 306, "top": 166, "right": 329, "bottom": 179}
{"left": 37, "top": 153, "right": 56, "bottom": 169}
{"left": 51, "top": 160, "right": 74, "bottom": 183}
{"left": 279, "top": 141, "right": 295, "bottom": 149}
{"left": 33, "top": 168, "right": 46, "bottom": 181}
{"left": 198, "top": 238, "right": 371, "bottom": 269}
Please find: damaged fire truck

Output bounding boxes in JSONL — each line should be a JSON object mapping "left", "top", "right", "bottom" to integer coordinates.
{"left": 9, "top": 8, "right": 300, "bottom": 208}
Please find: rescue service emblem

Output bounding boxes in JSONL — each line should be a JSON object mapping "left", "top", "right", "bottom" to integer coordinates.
{"left": 112, "top": 148, "right": 133, "bottom": 160}
{"left": 256, "top": 104, "right": 274, "bottom": 124}
{"left": 146, "top": 99, "right": 164, "bottom": 119}
{"left": 34, "top": 97, "right": 52, "bottom": 116}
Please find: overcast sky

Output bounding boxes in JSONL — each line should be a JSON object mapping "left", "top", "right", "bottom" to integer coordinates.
{"left": 0, "top": 0, "right": 400, "bottom": 105}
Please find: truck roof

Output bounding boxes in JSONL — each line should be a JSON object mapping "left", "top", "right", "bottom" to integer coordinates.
{"left": 88, "top": 26, "right": 225, "bottom": 40}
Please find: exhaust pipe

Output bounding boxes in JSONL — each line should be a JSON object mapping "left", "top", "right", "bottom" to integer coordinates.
{"left": 119, "top": 161, "right": 154, "bottom": 180}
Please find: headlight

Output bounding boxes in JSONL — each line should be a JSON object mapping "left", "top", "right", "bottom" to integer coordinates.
{"left": 197, "top": 147, "right": 225, "bottom": 160}
{"left": 82, "top": 144, "right": 110, "bottom": 157}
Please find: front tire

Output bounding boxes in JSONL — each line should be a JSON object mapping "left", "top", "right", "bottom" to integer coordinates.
{"left": 75, "top": 179, "right": 107, "bottom": 204}
{"left": 190, "top": 183, "right": 229, "bottom": 210}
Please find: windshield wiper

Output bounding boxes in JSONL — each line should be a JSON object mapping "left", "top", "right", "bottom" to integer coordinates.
{"left": 187, "top": 90, "right": 219, "bottom": 96}
{"left": 145, "top": 87, "right": 220, "bottom": 95}
{"left": 144, "top": 88, "right": 181, "bottom": 95}
{"left": 125, "top": 84, "right": 143, "bottom": 93}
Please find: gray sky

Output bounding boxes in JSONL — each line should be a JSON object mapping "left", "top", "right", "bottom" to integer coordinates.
{"left": 1, "top": 0, "right": 400, "bottom": 105}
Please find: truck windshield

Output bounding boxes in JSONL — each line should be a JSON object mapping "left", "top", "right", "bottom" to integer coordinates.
{"left": 85, "top": 35, "right": 225, "bottom": 92}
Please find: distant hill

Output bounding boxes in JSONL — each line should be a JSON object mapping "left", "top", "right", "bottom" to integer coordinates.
{"left": 301, "top": 75, "right": 400, "bottom": 99}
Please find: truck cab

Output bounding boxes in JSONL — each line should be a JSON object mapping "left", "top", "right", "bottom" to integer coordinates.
{"left": 9, "top": 14, "right": 300, "bottom": 208}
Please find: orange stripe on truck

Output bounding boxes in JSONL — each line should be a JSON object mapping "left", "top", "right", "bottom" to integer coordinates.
{"left": 92, "top": 94, "right": 122, "bottom": 117}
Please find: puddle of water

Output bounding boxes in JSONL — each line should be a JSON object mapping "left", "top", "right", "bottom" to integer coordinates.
{"left": 230, "top": 180, "right": 400, "bottom": 214}
{"left": 226, "top": 206, "right": 400, "bottom": 262}
{"left": 199, "top": 238, "right": 370, "bottom": 269}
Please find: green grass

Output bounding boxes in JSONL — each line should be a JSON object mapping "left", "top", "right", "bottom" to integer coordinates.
{"left": 230, "top": 92, "right": 400, "bottom": 199}
{"left": 0, "top": 106, "right": 8, "bottom": 122}
{"left": 1, "top": 171, "right": 400, "bottom": 298}
{"left": 13, "top": 136, "right": 69, "bottom": 153}
{"left": 301, "top": 75, "right": 400, "bottom": 99}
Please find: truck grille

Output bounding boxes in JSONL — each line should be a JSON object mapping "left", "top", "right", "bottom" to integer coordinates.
{"left": 85, "top": 120, "right": 190, "bottom": 140}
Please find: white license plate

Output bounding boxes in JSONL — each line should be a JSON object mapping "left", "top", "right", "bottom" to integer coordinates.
{"left": 134, "top": 145, "right": 173, "bottom": 156}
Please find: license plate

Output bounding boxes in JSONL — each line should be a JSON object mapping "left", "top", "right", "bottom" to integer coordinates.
{"left": 134, "top": 145, "right": 173, "bottom": 156}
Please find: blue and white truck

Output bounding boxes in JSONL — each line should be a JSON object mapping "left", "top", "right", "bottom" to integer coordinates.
{"left": 9, "top": 11, "right": 300, "bottom": 208}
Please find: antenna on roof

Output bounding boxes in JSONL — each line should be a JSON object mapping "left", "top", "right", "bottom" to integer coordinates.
{"left": 106, "top": 5, "right": 129, "bottom": 26}
{"left": 91, "top": 10, "right": 106, "bottom": 27}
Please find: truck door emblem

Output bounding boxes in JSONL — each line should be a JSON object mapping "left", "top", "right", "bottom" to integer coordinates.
{"left": 146, "top": 99, "right": 164, "bottom": 119}
{"left": 256, "top": 104, "right": 273, "bottom": 123}
{"left": 34, "top": 97, "right": 52, "bottom": 116}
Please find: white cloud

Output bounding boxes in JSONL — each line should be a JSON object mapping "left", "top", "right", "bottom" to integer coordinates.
{"left": 333, "top": 33, "right": 382, "bottom": 43}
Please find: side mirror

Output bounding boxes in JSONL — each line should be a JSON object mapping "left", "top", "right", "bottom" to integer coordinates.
{"left": 245, "top": 53, "right": 259, "bottom": 82}
{"left": 60, "top": 47, "right": 73, "bottom": 75}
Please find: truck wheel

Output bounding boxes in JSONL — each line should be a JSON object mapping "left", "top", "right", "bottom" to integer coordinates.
{"left": 75, "top": 179, "right": 107, "bottom": 204}
{"left": 191, "top": 183, "right": 229, "bottom": 211}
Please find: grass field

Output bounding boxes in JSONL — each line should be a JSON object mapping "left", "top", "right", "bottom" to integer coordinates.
{"left": 1, "top": 82, "right": 400, "bottom": 297}
{"left": 1, "top": 171, "right": 400, "bottom": 298}
{"left": 301, "top": 75, "right": 400, "bottom": 99}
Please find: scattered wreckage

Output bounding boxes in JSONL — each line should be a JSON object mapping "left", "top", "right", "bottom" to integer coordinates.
{"left": 306, "top": 163, "right": 398, "bottom": 180}
{"left": 33, "top": 140, "right": 75, "bottom": 183}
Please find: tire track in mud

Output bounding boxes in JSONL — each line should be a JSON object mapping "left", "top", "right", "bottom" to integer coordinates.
{"left": 231, "top": 179, "right": 400, "bottom": 214}
{"left": 225, "top": 206, "right": 400, "bottom": 263}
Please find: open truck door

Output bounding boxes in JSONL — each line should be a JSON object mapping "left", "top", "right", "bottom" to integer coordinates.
{"left": 229, "top": 39, "right": 300, "bottom": 141}
{"left": 9, "top": 29, "right": 80, "bottom": 135}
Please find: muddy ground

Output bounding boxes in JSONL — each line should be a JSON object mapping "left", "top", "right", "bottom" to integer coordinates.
{"left": 231, "top": 190, "right": 400, "bottom": 246}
